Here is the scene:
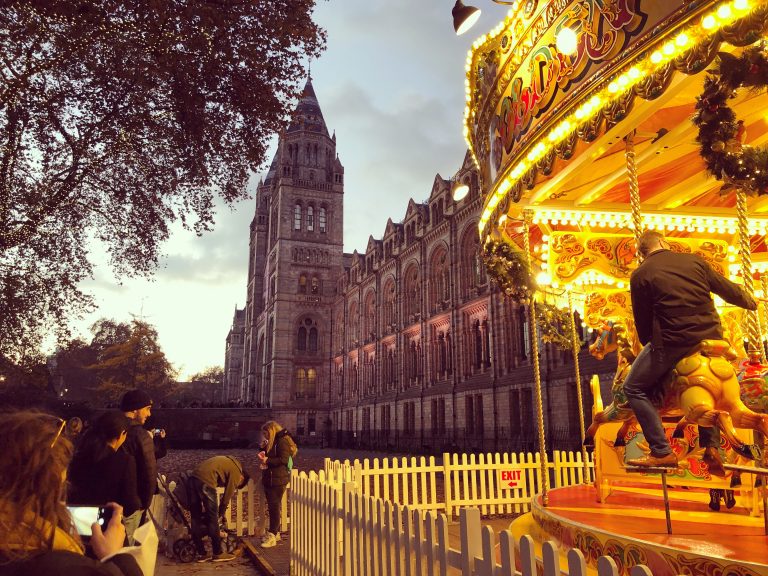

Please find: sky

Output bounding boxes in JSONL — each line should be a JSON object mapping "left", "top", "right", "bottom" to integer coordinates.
{"left": 73, "top": 1, "right": 511, "bottom": 381}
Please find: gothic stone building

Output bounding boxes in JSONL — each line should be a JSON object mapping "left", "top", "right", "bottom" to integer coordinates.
{"left": 224, "top": 79, "right": 615, "bottom": 452}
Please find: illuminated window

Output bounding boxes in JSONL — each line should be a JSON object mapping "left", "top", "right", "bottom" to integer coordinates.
{"left": 294, "top": 204, "right": 302, "bottom": 230}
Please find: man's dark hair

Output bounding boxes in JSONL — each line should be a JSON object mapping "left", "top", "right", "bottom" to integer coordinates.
{"left": 637, "top": 229, "right": 665, "bottom": 258}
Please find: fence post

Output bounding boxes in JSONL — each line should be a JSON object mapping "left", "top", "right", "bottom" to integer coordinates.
{"left": 459, "top": 507, "right": 482, "bottom": 575}
{"left": 280, "top": 484, "right": 290, "bottom": 533}
{"left": 443, "top": 453, "right": 453, "bottom": 520}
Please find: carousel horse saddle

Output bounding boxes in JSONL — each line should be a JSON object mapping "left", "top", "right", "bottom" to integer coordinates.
{"left": 672, "top": 340, "right": 738, "bottom": 398}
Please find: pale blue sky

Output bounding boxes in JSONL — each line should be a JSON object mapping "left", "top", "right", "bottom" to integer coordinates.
{"left": 74, "top": 1, "right": 510, "bottom": 380}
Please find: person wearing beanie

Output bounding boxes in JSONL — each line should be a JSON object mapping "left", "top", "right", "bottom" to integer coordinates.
{"left": 120, "top": 389, "right": 166, "bottom": 543}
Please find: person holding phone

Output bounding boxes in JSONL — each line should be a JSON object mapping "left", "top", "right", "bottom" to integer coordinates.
{"left": 68, "top": 411, "right": 141, "bottom": 520}
{"left": 0, "top": 411, "right": 141, "bottom": 575}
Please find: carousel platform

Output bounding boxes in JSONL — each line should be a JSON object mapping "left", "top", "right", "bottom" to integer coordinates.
{"left": 510, "top": 483, "right": 768, "bottom": 576}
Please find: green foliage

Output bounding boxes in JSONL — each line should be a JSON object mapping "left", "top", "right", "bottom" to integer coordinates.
{"left": 190, "top": 366, "right": 224, "bottom": 387}
{"left": 88, "top": 319, "right": 178, "bottom": 403}
{"left": 693, "top": 46, "right": 768, "bottom": 195}
{"left": 52, "top": 317, "right": 178, "bottom": 405}
{"left": 482, "top": 240, "right": 537, "bottom": 300}
{"left": 0, "top": 0, "right": 326, "bottom": 360}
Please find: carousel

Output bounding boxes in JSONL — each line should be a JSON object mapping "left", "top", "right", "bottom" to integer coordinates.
{"left": 464, "top": 0, "right": 768, "bottom": 574}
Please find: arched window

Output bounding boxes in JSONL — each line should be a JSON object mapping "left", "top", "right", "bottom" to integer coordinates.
{"left": 297, "top": 326, "right": 307, "bottom": 350}
{"left": 404, "top": 265, "right": 420, "bottom": 319}
{"left": 364, "top": 290, "right": 376, "bottom": 338}
{"left": 429, "top": 247, "right": 449, "bottom": 311}
{"left": 308, "top": 327, "right": 318, "bottom": 352}
{"left": 319, "top": 207, "right": 327, "bottom": 233}
{"left": 298, "top": 274, "right": 307, "bottom": 294}
{"left": 383, "top": 279, "right": 396, "bottom": 328}
{"left": 311, "top": 276, "right": 319, "bottom": 294}
{"left": 294, "top": 204, "right": 302, "bottom": 230}
{"left": 307, "top": 206, "right": 314, "bottom": 231}
{"left": 295, "top": 368, "right": 307, "bottom": 397}
{"left": 474, "top": 320, "right": 483, "bottom": 369}
{"left": 460, "top": 225, "right": 485, "bottom": 297}
{"left": 307, "top": 368, "right": 317, "bottom": 395}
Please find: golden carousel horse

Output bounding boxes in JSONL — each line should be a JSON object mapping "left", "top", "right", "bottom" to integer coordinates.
{"left": 582, "top": 292, "right": 768, "bottom": 463}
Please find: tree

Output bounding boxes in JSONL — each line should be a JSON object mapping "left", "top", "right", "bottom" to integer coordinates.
{"left": 87, "top": 318, "right": 178, "bottom": 403}
{"left": 190, "top": 366, "right": 224, "bottom": 387}
{"left": 0, "top": 0, "right": 326, "bottom": 359}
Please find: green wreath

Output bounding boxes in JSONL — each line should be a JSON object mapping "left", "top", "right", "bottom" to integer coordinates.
{"left": 693, "top": 46, "right": 768, "bottom": 196}
{"left": 482, "top": 240, "right": 577, "bottom": 350}
{"left": 482, "top": 240, "right": 536, "bottom": 300}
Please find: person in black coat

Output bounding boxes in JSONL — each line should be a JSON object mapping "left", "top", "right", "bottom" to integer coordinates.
{"left": 257, "top": 420, "right": 296, "bottom": 548}
{"left": 0, "top": 411, "right": 141, "bottom": 576}
{"left": 68, "top": 411, "right": 141, "bottom": 517}
{"left": 625, "top": 230, "right": 757, "bottom": 467}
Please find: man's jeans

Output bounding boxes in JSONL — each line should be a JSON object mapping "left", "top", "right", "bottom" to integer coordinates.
{"left": 623, "top": 343, "right": 690, "bottom": 456}
{"left": 189, "top": 477, "right": 223, "bottom": 556}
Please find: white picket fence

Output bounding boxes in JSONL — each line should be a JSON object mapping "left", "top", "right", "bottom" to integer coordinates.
{"left": 325, "top": 450, "right": 594, "bottom": 518}
{"left": 290, "top": 464, "right": 672, "bottom": 576}
{"left": 158, "top": 477, "right": 288, "bottom": 538}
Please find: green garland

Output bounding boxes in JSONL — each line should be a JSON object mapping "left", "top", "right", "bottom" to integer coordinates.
{"left": 693, "top": 46, "right": 768, "bottom": 196}
{"left": 482, "top": 240, "right": 536, "bottom": 300}
{"left": 482, "top": 240, "right": 576, "bottom": 350}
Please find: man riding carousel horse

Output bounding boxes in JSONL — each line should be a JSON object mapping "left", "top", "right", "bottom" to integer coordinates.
{"left": 586, "top": 229, "right": 761, "bottom": 470}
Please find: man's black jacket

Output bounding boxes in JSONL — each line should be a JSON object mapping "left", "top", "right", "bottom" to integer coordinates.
{"left": 630, "top": 249, "right": 756, "bottom": 349}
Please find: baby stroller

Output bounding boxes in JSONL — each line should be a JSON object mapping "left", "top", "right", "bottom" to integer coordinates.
{"left": 156, "top": 473, "right": 238, "bottom": 563}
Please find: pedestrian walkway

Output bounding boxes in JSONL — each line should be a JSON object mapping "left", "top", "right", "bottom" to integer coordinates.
{"left": 247, "top": 517, "right": 514, "bottom": 576}
{"left": 155, "top": 548, "right": 256, "bottom": 575}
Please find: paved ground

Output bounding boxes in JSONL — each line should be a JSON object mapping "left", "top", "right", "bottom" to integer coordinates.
{"left": 155, "top": 447, "right": 410, "bottom": 575}
{"left": 156, "top": 549, "right": 253, "bottom": 575}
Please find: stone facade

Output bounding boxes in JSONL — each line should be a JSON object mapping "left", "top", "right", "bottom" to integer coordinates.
{"left": 224, "top": 80, "right": 617, "bottom": 452}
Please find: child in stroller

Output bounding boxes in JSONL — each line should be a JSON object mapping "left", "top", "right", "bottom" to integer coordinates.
{"left": 157, "top": 473, "right": 239, "bottom": 563}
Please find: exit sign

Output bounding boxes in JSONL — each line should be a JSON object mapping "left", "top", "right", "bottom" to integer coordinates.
{"left": 499, "top": 469, "right": 525, "bottom": 489}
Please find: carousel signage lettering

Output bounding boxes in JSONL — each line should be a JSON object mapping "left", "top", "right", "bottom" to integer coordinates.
{"left": 495, "top": 0, "right": 645, "bottom": 162}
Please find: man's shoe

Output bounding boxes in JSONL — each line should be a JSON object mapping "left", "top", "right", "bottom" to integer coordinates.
{"left": 626, "top": 452, "right": 678, "bottom": 467}
{"left": 261, "top": 532, "right": 278, "bottom": 548}
{"left": 709, "top": 489, "right": 721, "bottom": 512}
{"left": 703, "top": 447, "right": 726, "bottom": 477}
{"left": 212, "top": 552, "right": 236, "bottom": 562}
{"left": 195, "top": 553, "right": 212, "bottom": 563}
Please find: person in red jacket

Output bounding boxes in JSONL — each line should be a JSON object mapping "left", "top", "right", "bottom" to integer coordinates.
{"left": 625, "top": 230, "right": 757, "bottom": 467}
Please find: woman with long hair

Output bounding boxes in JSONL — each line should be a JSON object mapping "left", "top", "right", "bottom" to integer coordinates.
{"left": 257, "top": 420, "right": 297, "bottom": 548}
{"left": 0, "top": 411, "right": 140, "bottom": 575}
{"left": 68, "top": 411, "right": 141, "bottom": 517}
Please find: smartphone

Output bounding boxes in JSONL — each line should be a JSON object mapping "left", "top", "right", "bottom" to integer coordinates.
{"left": 67, "top": 506, "right": 112, "bottom": 535}
{"left": 153, "top": 428, "right": 162, "bottom": 436}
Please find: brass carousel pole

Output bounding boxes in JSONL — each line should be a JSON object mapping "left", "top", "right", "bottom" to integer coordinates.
{"left": 567, "top": 290, "right": 590, "bottom": 482}
{"left": 761, "top": 274, "right": 768, "bottom": 362}
{"left": 523, "top": 209, "right": 549, "bottom": 506}
{"left": 737, "top": 189, "right": 761, "bottom": 357}
{"left": 625, "top": 130, "right": 643, "bottom": 246}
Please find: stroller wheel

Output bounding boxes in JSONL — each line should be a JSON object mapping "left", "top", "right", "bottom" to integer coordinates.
{"left": 172, "top": 539, "right": 186, "bottom": 557}
{"left": 177, "top": 540, "right": 197, "bottom": 563}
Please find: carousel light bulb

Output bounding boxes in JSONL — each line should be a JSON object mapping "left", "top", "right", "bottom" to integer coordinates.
{"left": 702, "top": 15, "right": 717, "bottom": 29}
{"left": 662, "top": 42, "right": 675, "bottom": 55}
{"left": 536, "top": 272, "right": 550, "bottom": 285}
{"left": 717, "top": 4, "right": 732, "bottom": 19}
{"left": 555, "top": 27, "right": 578, "bottom": 55}
{"left": 734, "top": 0, "right": 749, "bottom": 10}
{"left": 650, "top": 51, "right": 663, "bottom": 64}
{"left": 675, "top": 33, "right": 689, "bottom": 47}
